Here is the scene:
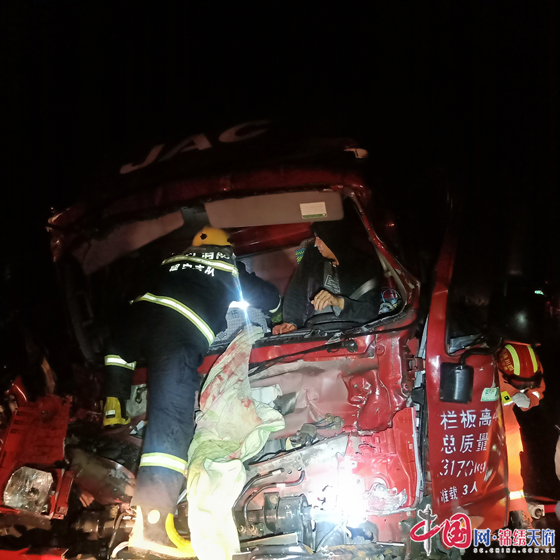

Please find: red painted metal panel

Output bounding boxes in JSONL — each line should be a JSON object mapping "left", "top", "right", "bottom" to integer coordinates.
{"left": 0, "top": 396, "right": 71, "bottom": 492}
{"left": 0, "top": 381, "right": 71, "bottom": 516}
{"left": 346, "top": 408, "right": 419, "bottom": 542}
{"left": 342, "top": 330, "right": 415, "bottom": 432}
{"left": 52, "top": 470, "right": 75, "bottom": 520}
{"left": 425, "top": 231, "right": 507, "bottom": 530}
{"left": 349, "top": 407, "right": 419, "bottom": 510}
{"left": 48, "top": 167, "right": 369, "bottom": 260}
{"left": 1, "top": 549, "right": 67, "bottom": 560}
{"left": 199, "top": 335, "right": 374, "bottom": 375}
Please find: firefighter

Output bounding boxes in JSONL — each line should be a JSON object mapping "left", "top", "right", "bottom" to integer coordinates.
{"left": 102, "top": 227, "right": 280, "bottom": 558}
{"left": 497, "top": 342, "right": 545, "bottom": 527}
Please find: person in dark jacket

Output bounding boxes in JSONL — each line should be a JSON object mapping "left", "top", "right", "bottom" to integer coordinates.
{"left": 102, "top": 226, "right": 280, "bottom": 558}
{"left": 273, "top": 219, "right": 383, "bottom": 334}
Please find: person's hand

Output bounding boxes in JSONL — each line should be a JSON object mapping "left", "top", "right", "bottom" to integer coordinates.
{"left": 512, "top": 392, "right": 531, "bottom": 409}
{"left": 273, "top": 322, "right": 297, "bottom": 335}
{"left": 78, "top": 488, "right": 95, "bottom": 508}
{"left": 311, "top": 290, "right": 345, "bottom": 312}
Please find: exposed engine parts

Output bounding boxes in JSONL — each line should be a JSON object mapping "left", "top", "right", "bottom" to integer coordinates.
{"left": 230, "top": 432, "right": 410, "bottom": 551}
{"left": 238, "top": 471, "right": 306, "bottom": 533}
{"left": 237, "top": 490, "right": 380, "bottom": 551}
{"left": 67, "top": 448, "right": 135, "bottom": 505}
{"left": 289, "top": 414, "right": 345, "bottom": 448}
{"left": 238, "top": 494, "right": 313, "bottom": 547}
{"left": 73, "top": 508, "right": 134, "bottom": 540}
{"left": 0, "top": 375, "right": 419, "bottom": 560}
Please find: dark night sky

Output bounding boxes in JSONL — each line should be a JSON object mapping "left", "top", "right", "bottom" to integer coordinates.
{"left": 1, "top": 3, "right": 556, "bottom": 296}
{"left": 1, "top": 2, "right": 556, "bottom": 316}
{"left": 2, "top": 2, "right": 557, "bottom": 348}
{"left": 4, "top": 3, "right": 557, "bottom": 271}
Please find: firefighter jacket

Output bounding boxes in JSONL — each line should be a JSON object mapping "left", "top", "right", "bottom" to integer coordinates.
{"left": 135, "top": 245, "right": 280, "bottom": 346}
{"left": 499, "top": 374, "right": 545, "bottom": 433}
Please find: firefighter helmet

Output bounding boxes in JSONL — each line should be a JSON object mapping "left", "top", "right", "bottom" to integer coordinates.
{"left": 497, "top": 343, "right": 543, "bottom": 390}
{"left": 192, "top": 226, "right": 231, "bottom": 247}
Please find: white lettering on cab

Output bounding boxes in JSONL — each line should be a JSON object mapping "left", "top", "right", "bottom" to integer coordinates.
{"left": 120, "top": 144, "right": 164, "bottom": 174}
{"left": 218, "top": 120, "right": 270, "bottom": 143}
{"left": 120, "top": 120, "right": 271, "bottom": 174}
{"left": 159, "top": 134, "right": 212, "bottom": 161}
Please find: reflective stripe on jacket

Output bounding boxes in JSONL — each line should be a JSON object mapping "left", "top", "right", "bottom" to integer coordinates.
{"left": 135, "top": 293, "right": 215, "bottom": 344}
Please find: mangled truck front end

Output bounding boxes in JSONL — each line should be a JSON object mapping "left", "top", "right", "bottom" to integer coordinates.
{"left": 0, "top": 163, "right": 508, "bottom": 559}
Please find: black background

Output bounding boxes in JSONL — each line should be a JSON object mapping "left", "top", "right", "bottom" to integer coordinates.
{"left": 2, "top": 2, "right": 559, "bottom": 500}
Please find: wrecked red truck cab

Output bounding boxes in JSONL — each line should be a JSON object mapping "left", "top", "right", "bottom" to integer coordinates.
{"left": 0, "top": 157, "right": 509, "bottom": 559}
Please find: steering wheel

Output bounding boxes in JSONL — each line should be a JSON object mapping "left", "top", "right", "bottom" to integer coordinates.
{"left": 304, "top": 313, "right": 362, "bottom": 330}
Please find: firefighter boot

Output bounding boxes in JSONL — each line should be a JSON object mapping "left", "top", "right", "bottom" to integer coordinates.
{"left": 509, "top": 509, "right": 533, "bottom": 529}
{"left": 103, "top": 397, "right": 130, "bottom": 427}
{"left": 129, "top": 506, "right": 196, "bottom": 559}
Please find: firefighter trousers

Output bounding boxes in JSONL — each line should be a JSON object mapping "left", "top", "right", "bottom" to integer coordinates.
{"left": 104, "top": 302, "right": 207, "bottom": 515}
{"left": 505, "top": 422, "right": 528, "bottom": 512}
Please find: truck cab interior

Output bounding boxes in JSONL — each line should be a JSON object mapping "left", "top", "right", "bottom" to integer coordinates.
{"left": 63, "top": 190, "right": 406, "bottom": 364}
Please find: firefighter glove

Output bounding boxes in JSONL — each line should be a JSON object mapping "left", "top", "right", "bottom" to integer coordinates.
{"left": 512, "top": 392, "right": 531, "bottom": 410}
